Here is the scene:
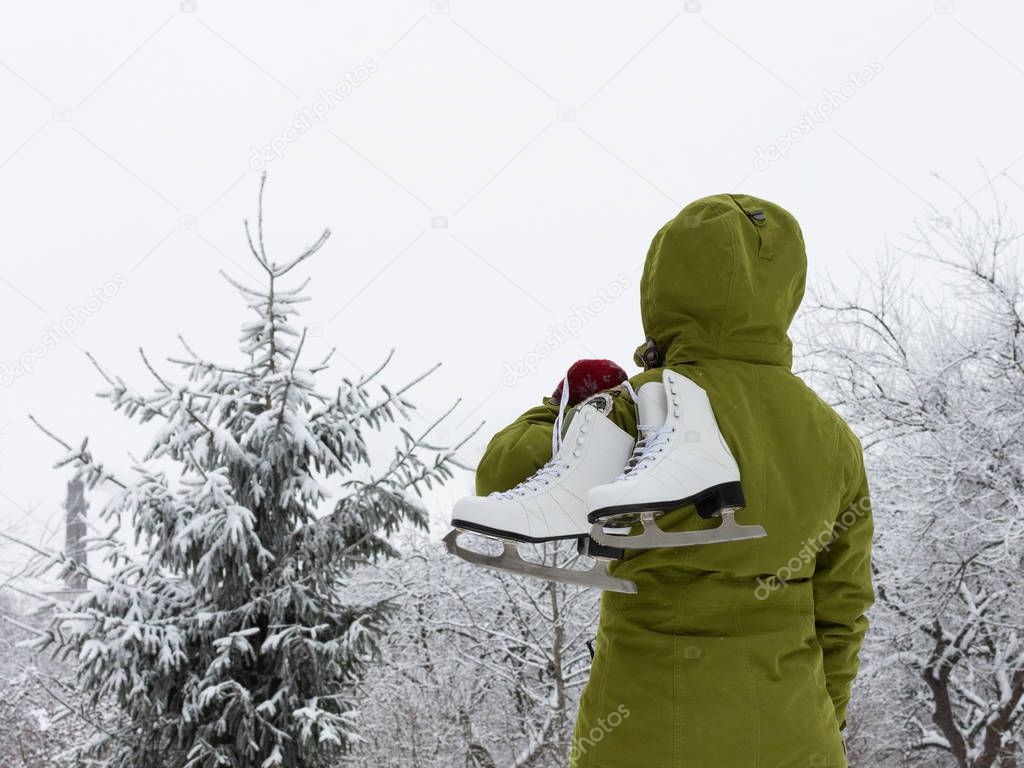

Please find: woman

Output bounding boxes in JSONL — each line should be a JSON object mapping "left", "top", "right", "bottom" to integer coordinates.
{"left": 475, "top": 194, "right": 874, "bottom": 767}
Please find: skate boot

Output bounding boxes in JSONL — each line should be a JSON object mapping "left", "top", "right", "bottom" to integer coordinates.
{"left": 444, "top": 390, "right": 637, "bottom": 593}
{"left": 586, "top": 368, "right": 766, "bottom": 549}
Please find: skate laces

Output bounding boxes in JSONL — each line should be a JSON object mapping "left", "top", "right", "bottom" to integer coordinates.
{"left": 492, "top": 376, "right": 572, "bottom": 499}
{"left": 550, "top": 374, "right": 571, "bottom": 456}
{"left": 493, "top": 457, "right": 571, "bottom": 498}
{"left": 614, "top": 423, "right": 673, "bottom": 480}
{"left": 615, "top": 379, "right": 672, "bottom": 481}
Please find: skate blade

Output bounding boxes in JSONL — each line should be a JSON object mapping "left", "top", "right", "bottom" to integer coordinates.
{"left": 442, "top": 529, "right": 637, "bottom": 594}
{"left": 589, "top": 509, "right": 766, "bottom": 550}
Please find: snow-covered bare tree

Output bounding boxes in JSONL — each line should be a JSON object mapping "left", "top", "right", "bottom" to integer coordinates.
{"left": 805, "top": 194, "right": 1024, "bottom": 767}
{"left": 0, "top": 594, "right": 110, "bottom": 768}
{"left": 23, "top": 176, "right": 468, "bottom": 768}
{"left": 350, "top": 532, "right": 599, "bottom": 767}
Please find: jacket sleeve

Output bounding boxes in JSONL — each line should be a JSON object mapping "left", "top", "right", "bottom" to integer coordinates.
{"left": 474, "top": 400, "right": 559, "bottom": 495}
{"left": 813, "top": 426, "right": 874, "bottom": 731}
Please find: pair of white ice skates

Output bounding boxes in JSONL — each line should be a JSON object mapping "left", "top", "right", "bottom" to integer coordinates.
{"left": 444, "top": 369, "right": 766, "bottom": 593}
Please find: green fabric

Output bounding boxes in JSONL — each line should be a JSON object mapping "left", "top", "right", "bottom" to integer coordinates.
{"left": 475, "top": 194, "right": 873, "bottom": 768}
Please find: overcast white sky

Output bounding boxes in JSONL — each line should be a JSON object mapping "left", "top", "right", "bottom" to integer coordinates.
{"left": 2, "top": 1, "right": 1024, "bottom": 567}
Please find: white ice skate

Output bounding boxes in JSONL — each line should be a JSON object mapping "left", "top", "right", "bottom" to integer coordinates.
{"left": 444, "top": 387, "right": 637, "bottom": 593}
{"left": 586, "top": 369, "right": 766, "bottom": 549}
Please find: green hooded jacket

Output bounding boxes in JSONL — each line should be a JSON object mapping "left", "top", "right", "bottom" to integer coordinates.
{"left": 475, "top": 194, "right": 873, "bottom": 768}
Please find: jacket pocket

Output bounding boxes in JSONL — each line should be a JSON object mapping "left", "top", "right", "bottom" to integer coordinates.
{"left": 673, "top": 606, "right": 759, "bottom": 767}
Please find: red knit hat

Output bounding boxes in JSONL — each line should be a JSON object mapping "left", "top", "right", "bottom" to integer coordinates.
{"left": 551, "top": 359, "right": 629, "bottom": 406}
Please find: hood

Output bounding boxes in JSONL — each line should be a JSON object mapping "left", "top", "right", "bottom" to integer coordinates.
{"left": 635, "top": 193, "right": 806, "bottom": 369}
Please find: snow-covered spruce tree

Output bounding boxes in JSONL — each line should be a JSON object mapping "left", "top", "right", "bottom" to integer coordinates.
{"left": 29, "top": 177, "right": 467, "bottom": 768}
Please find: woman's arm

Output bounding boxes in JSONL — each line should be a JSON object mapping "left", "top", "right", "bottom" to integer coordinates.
{"left": 813, "top": 426, "right": 875, "bottom": 731}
